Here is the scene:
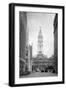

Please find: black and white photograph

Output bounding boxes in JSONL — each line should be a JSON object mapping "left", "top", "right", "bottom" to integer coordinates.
{"left": 9, "top": 3, "right": 64, "bottom": 86}
{"left": 19, "top": 12, "right": 58, "bottom": 78}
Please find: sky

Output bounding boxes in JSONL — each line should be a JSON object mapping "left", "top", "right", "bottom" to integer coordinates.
{"left": 27, "top": 12, "right": 55, "bottom": 58}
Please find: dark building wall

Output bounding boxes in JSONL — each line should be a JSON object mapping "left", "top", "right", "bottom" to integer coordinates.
{"left": 53, "top": 14, "right": 58, "bottom": 73}
{"left": 19, "top": 12, "right": 28, "bottom": 76}
{"left": 19, "top": 12, "right": 27, "bottom": 60}
{"left": 54, "top": 14, "right": 58, "bottom": 58}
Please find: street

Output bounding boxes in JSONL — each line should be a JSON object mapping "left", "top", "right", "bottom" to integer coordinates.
{"left": 20, "top": 72, "right": 57, "bottom": 78}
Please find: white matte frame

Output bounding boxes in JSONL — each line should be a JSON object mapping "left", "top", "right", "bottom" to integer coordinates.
{"left": 14, "top": 6, "right": 63, "bottom": 84}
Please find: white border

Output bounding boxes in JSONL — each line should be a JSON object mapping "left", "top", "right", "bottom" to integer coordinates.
{"left": 15, "top": 6, "right": 62, "bottom": 84}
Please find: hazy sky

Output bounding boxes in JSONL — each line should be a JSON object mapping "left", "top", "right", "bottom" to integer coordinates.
{"left": 27, "top": 12, "right": 55, "bottom": 58}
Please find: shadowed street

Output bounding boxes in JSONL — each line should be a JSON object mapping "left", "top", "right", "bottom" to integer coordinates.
{"left": 20, "top": 72, "right": 57, "bottom": 78}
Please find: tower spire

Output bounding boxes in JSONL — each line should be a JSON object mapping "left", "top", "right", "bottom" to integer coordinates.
{"left": 38, "top": 27, "right": 43, "bottom": 54}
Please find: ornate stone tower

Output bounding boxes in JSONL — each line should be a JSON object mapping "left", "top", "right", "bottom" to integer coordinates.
{"left": 38, "top": 27, "right": 43, "bottom": 55}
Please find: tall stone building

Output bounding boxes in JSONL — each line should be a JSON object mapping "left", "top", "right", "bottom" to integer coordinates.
{"left": 53, "top": 14, "right": 58, "bottom": 74}
{"left": 19, "top": 12, "right": 29, "bottom": 76}
{"left": 19, "top": 12, "right": 32, "bottom": 77}
{"left": 32, "top": 28, "right": 48, "bottom": 72}
{"left": 31, "top": 27, "right": 57, "bottom": 73}
{"left": 19, "top": 12, "right": 27, "bottom": 61}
